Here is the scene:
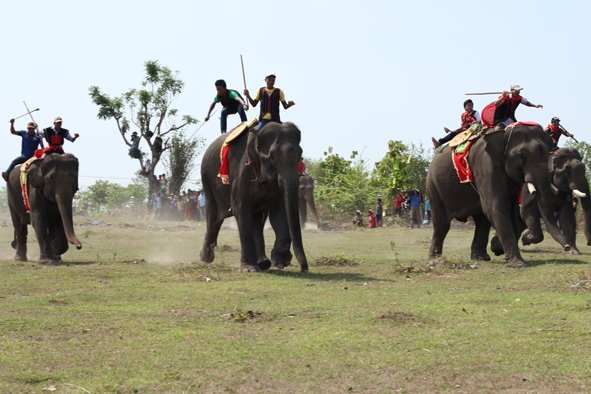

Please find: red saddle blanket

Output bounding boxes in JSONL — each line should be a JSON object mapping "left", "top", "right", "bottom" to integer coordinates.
{"left": 452, "top": 141, "right": 474, "bottom": 183}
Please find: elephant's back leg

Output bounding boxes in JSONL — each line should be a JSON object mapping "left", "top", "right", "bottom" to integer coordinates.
{"left": 199, "top": 178, "right": 225, "bottom": 263}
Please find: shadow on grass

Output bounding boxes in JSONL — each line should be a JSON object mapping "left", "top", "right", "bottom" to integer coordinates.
{"left": 45, "top": 260, "right": 95, "bottom": 266}
{"left": 526, "top": 258, "right": 588, "bottom": 267}
{"left": 264, "top": 269, "right": 392, "bottom": 283}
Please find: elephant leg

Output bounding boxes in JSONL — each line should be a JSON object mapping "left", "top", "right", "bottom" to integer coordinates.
{"left": 10, "top": 209, "right": 28, "bottom": 261}
{"left": 485, "top": 200, "right": 526, "bottom": 268}
{"left": 234, "top": 199, "right": 261, "bottom": 272}
{"left": 199, "top": 200, "right": 224, "bottom": 263}
{"left": 470, "top": 214, "right": 491, "bottom": 261}
{"left": 252, "top": 210, "right": 271, "bottom": 270}
{"left": 32, "top": 216, "right": 53, "bottom": 264}
{"left": 307, "top": 196, "right": 320, "bottom": 226}
{"left": 268, "top": 201, "right": 293, "bottom": 269}
{"left": 429, "top": 216, "right": 450, "bottom": 261}
{"left": 558, "top": 204, "right": 579, "bottom": 254}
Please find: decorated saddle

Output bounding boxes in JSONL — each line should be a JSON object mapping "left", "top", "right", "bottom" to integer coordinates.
{"left": 450, "top": 123, "right": 486, "bottom": 183}
{"left": 19, "top": 156, "right": 42, "bottom": 213}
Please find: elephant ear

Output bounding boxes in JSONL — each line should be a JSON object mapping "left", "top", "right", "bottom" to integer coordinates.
{"left": 27, "top": 162, "right": 44, "bottom": 189}
{"left": 255, "top": 126, "right": 279, "bottom": 183}
{"left": 246, "top": 128, "right": 261, "bottom": 170}
{"left": 483, "top": 129, "right": 506, "bottom": 167}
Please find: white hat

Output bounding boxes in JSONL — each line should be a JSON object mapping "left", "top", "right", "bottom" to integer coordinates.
{"left": 356, "top": 210, "right": 361, "bottom": 214}
{"left": 510, "top": 84, "right": 523, "bottom": 91}
{"left": 265, "top": 71, "right": 276, "bottom": 78}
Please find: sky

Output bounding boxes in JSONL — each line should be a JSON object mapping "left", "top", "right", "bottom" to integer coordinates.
{"left": 1, "top": 0, "right": 589, "bottom": 190}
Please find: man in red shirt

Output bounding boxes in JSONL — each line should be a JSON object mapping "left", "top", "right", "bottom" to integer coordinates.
{"left": 493, "top": 84, "right": 543, "bottom": 128}
{"left": 544, "top": 117, "right": 573, "bottom": 149}
{"left": 432, "top": 99, "right": 481, "bottom": 149}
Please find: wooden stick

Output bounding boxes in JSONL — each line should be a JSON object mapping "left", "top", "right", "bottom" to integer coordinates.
{"left": 560, "top": 125, "right": 579, "bottom": 143}
{"left": 465, "top": 91, "right": 503, "bottom": 96}
{"left": 240, "top": 54, "right": 247, "bottom": 90}
{"left": 11, "top": 108, "right": 39, "bottom": 121}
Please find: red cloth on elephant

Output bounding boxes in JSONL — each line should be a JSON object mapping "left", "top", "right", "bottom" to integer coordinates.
{"left": 452, "top": 141, "right": 474, "bottom": 183}
{"left": 34, "top": 145, "right": 64, "bottom": 158}
{"left": 218, "top": 144, "right": 230, "bottom": 184}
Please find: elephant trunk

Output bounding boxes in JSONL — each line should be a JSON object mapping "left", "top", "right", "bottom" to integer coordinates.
{"left": 280, "top": 174, "right": 309, "bottom": 272}
{"left": 56, "top": 193, "right": 82, "bottom": 250}
{"left": 533, "top": 175, "right": 570, "bottom": 251}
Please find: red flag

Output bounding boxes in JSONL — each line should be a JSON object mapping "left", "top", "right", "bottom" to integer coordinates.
{"left": 481, "top": 102, "right": 496, "bottom": 127}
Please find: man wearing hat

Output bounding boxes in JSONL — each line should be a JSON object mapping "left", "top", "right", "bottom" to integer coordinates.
{"left": 493, "top": 84, "right": 543, "bottom": 128}
{"left": 244, "top": 72, "right": 295, "bottom": 131}
{"left": 2, "top": 118, "right": 44, "bottom": 181}
{"left": 544, "top": 117, "right": 573, "bottom": 149}
{"left": 37, "top": 116, "right": 79, "bottom": 157}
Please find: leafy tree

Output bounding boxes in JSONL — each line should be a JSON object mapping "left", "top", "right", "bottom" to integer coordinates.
{"left": 78, "top": 179, "right": 147, "bottom": 212}
{"left": 88, "top": 60, "right": 198, "bottom": 191}
{"left": 314, "top": 147, "right": 379, "bottom": 216}
{"left": 371, "top": 140, "right": 431, "bottom": 202}
{"left": 165, "top": 130, "right": 205, "bottom": 193}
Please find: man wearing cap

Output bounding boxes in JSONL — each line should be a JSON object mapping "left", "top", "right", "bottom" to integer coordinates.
{"left": 205, "top": 79, "right": 249, "bottom": 134}
{"left": 244, "top": 72, "right": 295, "bottom": 131}
{"left": 544, "top": 117, "right": 573, "bottom": 149}
{"left": 493, "top": 84, "right": 543, "bottom": 128}
{"left": 2, "top": 119, "right": 44, "bottom": 182}
{"left": 37, "top": 117, "right": 79, "bottom": 157}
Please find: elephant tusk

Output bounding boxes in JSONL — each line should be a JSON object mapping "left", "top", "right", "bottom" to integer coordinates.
{"left": 527, "top": 182, "right": 536, "bottom": 195}
{"left": 572, "top": 189, "right": 587, "bottom": 198}
{"left": 550, "top": 184, "right": 560, "bottom": 195}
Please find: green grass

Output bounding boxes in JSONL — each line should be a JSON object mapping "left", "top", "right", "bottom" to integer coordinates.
{"left": 0, "top": 215, "right": 590, "bottom": 393}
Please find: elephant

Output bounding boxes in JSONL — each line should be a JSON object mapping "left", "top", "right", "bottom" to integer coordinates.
{"left": 199, "top": 122, "right": 309, "bottom": 273}
{"left": 298, "top": 175, "right": 320, "bottom": 228}
{"left": 426, "top": 123, "right": 570, "bottom": 268}
{"left": 6, "top": 153, "right": 82, "bottom": 263}
{"left": 491, "top": 147, "right": 591, "bottom": 255}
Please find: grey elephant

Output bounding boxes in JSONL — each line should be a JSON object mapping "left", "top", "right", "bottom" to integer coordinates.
{"left": 298, "top": 175, "right": 320, "bottom": 228}
{"left": 199, "top": 122, "right": 309, "bottom": 273}
{"left": 6, "top": 153, "right": 82, "bottom": 263}
{"left": 427, "top": 123, "right": 569, "bottom": 268}
{"left": 492, "top": 147, "right": 591, "bottom": 255}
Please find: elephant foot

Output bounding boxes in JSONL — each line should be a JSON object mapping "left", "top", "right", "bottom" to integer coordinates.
{"left": 53, "top": 255, "right": 63, "bottom": 263}
{"left": 257, "top": 257, "right": 272, "bottom": 271}
{"left": 564, "top": 247, "right": 580, "bottom": 255}
{"left": 471, "top": 252, "right": 491, "bottom": 261}
{"left": 271, "top": 248, "right": 293, "bottom": 269}
{"left": 490, "top": 236, "right": 504, "bottom": 256}
{"left": 199, "top": 245, "right": 215, "bottom": 263}
{"left": 239, "top": 263, "right": 261, "bottom": 273}
{"left": 504, "top": 257, "right": 528, "bottom": 268}
{"left": 38, "top": 256, "right": 54, "bottom": 265}
{"left": 13, "top": 254, "right": 27, "bottom": 262}
{"left": 299, "top": 264, "right": 309, "bottom": 273}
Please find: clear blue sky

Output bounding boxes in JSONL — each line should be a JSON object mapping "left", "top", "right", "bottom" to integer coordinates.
{"left": 1, "top": 0, "right": 588, "bottom": 189}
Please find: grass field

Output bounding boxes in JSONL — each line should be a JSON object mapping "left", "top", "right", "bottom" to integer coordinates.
{"left": 0, "top": 214, "right": 590, "bottom": 393}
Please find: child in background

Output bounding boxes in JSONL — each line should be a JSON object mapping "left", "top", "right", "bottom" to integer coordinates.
{"left": 368, "top": 209, "right": 377, "bottom": 228}
{"left": 353, "top": 210, "right": 364, "bottom": 227}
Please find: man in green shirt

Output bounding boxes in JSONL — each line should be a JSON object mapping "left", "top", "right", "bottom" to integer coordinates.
{"left": 205, "top": 79, "right": 249, "bottom": 134}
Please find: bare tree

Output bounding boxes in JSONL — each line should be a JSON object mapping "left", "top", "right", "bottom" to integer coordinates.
{"left": 89, "top": 60, "right": 198, "bottom": 191}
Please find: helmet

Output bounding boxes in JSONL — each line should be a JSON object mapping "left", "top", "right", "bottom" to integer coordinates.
{"left": 551, "top": 117, "right": 560, "bottom": 123}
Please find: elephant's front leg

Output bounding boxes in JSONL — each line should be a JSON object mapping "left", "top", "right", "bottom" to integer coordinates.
{"left": 234, "top": 200, "right": 261, "bottom": 272}
{"left": 268, "top": 200, "right": 293, "bottom": 269}
{"left": 31, "top": 212, "right": 53, "bottom": 264}
{"left": 252, "top": 210, "right": 272, "bottom": 270}
{"left": 485, "top": 199, "right": 526, "bottom": 268}
{"left": 14, "top": 224, "right": 28, "bottom": 261}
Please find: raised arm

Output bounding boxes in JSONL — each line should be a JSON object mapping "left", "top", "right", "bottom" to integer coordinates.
{"left": 9, "top": 118, "right": 17, "bottom": 135}
{"left": 244, "top": 89, "right": 259, "bottom": 107}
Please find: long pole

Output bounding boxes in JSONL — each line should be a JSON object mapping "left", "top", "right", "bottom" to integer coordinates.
{"left": 23, "top": 101, "right": 44, "bottom": 147}
{"left": 240, "top": 54, "right": 247, "bottom": 91}
{"left": 10, "top": 108, "right": 39, "bottom": 121}
{"left": 465, "top": 91, "right": 503, "bottom": 96}
{"left": 560, "top": 125, "right": 579, "bottom": 143}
